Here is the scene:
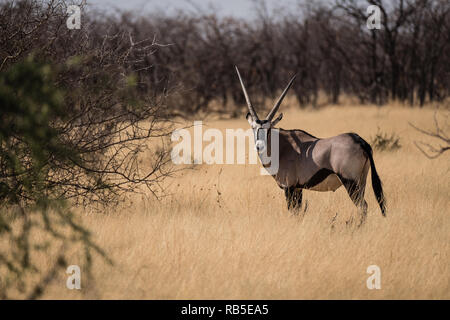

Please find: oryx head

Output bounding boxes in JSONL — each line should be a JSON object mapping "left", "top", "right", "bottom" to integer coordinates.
{"left": 235, "top": 66, "right": 296, "bottom": 154}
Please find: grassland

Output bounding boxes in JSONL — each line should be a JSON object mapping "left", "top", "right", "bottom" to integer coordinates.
{"left": 26, "top": 104, "right": 450, "bottom": 299}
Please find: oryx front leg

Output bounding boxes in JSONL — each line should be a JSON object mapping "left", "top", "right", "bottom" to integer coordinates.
{"left": 284, "top": 187, "right": 303, "bottom": 213}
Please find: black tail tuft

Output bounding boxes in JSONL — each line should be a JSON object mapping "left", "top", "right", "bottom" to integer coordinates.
{"left": 368, "top": 153, "right": 386, "bottom": 216}
{"left": 348, "top": 133, "right": 386, "bottom": 216}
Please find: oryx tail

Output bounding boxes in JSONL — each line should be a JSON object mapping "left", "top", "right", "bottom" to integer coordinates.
{"left": 368, "top": 151, "right": 386, "bottom": 216}
{"left": 355, "top": 137, "right": 386, "bottom": 216}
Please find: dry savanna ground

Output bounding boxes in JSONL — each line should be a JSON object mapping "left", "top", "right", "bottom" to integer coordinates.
{"left": 36, "top": 104, "right": 450, "bottom": 299}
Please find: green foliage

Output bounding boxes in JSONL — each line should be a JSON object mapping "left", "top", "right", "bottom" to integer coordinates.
{"left": 370, "top": 128, "right": 401, "bottom": 151}
{"left": 1, "top": 56, "right": 67, "bottom": 203}
{"left": 0, "top": 57, "right": 108, "bottom": 299}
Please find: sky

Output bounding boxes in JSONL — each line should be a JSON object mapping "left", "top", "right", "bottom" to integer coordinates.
{"left": 86, "top": 0, "right": 302, "bottom": 19}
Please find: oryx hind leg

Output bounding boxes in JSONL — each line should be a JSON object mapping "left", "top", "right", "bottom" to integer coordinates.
{"left": 339, "top": 174, "right": 368, "bottom": 227}
{"left": 284, "top": 187, "right": 303, "bottom": 213}
{"left": 338, "top": 156, "right": 370, "bottom": 227}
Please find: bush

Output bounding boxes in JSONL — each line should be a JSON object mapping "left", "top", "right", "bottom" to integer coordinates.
{"left": 0, "top": 1, "right": 176, "bottom": 298}
{"left": 0, "top": 57, "right": 108, "bottom": 299}
{"left": 370, "top": 128, "right": 401, "bottom": 151}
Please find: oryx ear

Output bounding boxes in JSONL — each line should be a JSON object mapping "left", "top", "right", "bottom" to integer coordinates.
{"left": 246, "top": 112, "right": 253, "bottom": 125}
{"left": 271, "top": 113, "right": 283, "bottom": 126}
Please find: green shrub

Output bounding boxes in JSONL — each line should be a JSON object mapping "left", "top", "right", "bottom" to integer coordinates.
{"left": 0, "top": 57, "right": 108, "bottom": 299}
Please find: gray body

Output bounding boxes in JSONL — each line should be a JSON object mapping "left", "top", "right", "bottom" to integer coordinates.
{"left": 236, "top": 67, "right": 386, "bottom": 226}
{"left": 274, "top": 130, "right": 367, "bottom": 192}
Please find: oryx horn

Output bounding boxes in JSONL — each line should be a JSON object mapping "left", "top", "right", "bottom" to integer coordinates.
{"left": 235, "top": 66, "right": 259, "bottom": 120}
{"left": 266, "top": 74, "right": 297, "bottom": 121}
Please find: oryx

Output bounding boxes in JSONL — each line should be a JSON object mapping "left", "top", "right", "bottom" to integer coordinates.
{"left": 235, "top": 67, "right": 386, "bottom": 225}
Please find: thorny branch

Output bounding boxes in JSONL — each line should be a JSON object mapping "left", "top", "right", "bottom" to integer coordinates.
{"left": 409, "top": 109, "right": 450, "bottom": 159}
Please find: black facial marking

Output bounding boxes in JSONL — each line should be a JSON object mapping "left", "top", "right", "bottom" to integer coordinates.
{"left": 255, "top": 119, "right": 269, "bottom": 125}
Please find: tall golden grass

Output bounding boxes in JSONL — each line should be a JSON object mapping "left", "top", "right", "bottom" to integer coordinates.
{"left": 23, "top": 104, "right": 450, "bottom": 299}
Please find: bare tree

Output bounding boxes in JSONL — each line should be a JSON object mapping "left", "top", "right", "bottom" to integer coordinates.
{"left": 0, "top": 0, "right": 177, "bottom": 298}
{"left": 410, "top": 109, "right": 450, "bottom": 159}
{"left": 0, "top": 0, "right": 177, "bottom": 206}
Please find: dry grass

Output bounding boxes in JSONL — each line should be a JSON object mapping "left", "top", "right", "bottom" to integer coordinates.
{"left": 29, "top": 104, "right": 450, "bottom": 299}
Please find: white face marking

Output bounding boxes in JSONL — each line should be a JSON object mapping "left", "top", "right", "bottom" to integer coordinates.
{"left": 262, "top": 122, "right": 271, "bottom": 129}
{"left": 255, "top": 139, "right": 265, "bottom": 153}
{"left": 254, "top": 124, "right": 270, "bottom": 154}
{"left": 247, "top": 116, "right": 271, "bottom": 154}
